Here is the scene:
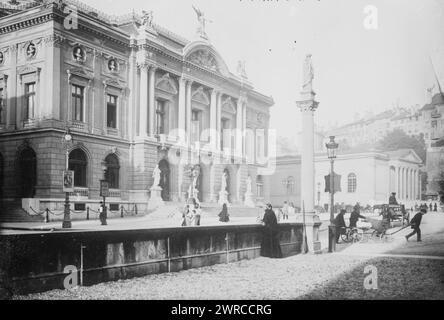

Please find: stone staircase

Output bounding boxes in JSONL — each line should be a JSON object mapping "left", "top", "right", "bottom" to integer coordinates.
{"left": 145, "top": 201, "right": 263, "bottom": 221}
{"left": 0, "top": 200, "right": 45, "bottom": 223}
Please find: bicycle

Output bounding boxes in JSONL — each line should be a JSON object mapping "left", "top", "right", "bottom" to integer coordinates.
{"left": 341, "top": 227, "right": 363, "bottom": 243}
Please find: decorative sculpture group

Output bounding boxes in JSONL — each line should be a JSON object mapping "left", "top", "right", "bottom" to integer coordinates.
{"left": 148, "top": 164, "right": 164, "bottom": 210}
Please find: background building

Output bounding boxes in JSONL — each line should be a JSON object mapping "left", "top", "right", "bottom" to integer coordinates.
{"left": 271, "top": 148, "right": 423, "bottom": 210}
{"left": 0, "top": 0, "right": 274, "bottom": 219}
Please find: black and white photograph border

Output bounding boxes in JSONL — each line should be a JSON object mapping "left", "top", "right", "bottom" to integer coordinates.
{"left": 0, "top": 0, "right": 443, "bottom": 302}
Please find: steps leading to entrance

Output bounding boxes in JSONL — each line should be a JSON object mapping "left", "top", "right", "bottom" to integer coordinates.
{"left": 0, "top": 200, "right": 45, "bottom": 223}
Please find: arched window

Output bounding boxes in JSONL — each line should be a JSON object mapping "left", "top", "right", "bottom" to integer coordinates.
{"left": 348, "top": 173, "right": 357, "bottom": 193}
{"left": 69, "top": 149, "right": 87, "bottom": 187}
{"left": 105, "top": 154, "right": 120, "bottom": 189}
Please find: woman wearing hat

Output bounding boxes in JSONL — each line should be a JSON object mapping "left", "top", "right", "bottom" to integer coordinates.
{"left": 260, "top": 204, "right": 282, "bottom": 258}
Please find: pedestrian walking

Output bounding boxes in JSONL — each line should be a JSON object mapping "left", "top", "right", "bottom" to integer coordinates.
{"left": 218, "top": 203, "right": 230, "bottom": 222}
{"left": 429, "top": 203, "right": 433, "bottom": 211}
{"left": 334, "top": 209, "right": 347, "bottom": 244}
{"left": 99, "top": 201, "right": 107, "bottom": 226}
{"left": 260, "top": 204, "right": 282, "bottom": 258}
{"left": 282, "top": 201, "right": 289, "bottom": 220}
{"left": 406, "top": 208, "right": 427, "bottom": 242}
{"left": 194, "top": 202, "right": 202, "bottom": 226}
{"left": 434, "top": 203, "right": 438, "bottom": 212}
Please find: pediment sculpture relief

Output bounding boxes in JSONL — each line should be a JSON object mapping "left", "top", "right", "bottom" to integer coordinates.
{"left": 192, "top": 86, "right": 210, "bottom": 105}
{"left": 188, "top": 50, "right": 219, "bottom": 72}
{"left": 155, "top": 73, "right": 178, "bottom": 95}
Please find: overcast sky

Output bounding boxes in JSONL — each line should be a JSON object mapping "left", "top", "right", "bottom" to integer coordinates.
{"left": 82, "top": 0, "right": 444, "bottom": 137}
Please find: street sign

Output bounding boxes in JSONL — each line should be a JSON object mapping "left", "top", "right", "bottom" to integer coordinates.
{"left": 63, "top": 170, "right": 74, "bottom": 192}
{"left": 100, "top": 180, "right": 110, "bottom": 197}
{"left": 324, "top": 173, "right": 342, "bottom": 193}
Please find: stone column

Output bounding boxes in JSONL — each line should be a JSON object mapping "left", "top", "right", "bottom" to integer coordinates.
{"left": 210, "top": 89, "right": 217, "bottom": 150}
{"left": 148, "top": 66, "right": 157, "bottom": 136}
{"left": 138, "top": 64, "right": 149, "bottom": 137}
{"left": 235, "top": 98, "right": 243, "bottom": 158}
{"left": 185, "top": 80, "right": 193, "bottom": 144}
{"left": 178, "top": 77, "right": 186, "bottom": 143}
{"left": 296, "top": 58, "right": 321, "bottom": 254}
{"left": 216, "top": 92, "right": 222, "bottom": 151}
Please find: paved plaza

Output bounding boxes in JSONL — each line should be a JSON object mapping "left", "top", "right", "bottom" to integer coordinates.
{"left": 12, "top": 212, "right": 444, "bottom": 300}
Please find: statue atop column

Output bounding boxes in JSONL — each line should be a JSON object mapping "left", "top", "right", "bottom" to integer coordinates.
{"left": 192, "top": 5, "right": 212, "bottom": 40}
{"left": 302, "top": 54, "right": 314, "bottom": 93}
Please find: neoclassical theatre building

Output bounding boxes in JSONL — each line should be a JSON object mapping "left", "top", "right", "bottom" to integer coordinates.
{"left": 0, "top": 0, "right": 274, "bottom": 217}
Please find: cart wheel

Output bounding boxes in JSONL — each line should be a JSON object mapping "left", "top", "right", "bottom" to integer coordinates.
{"left": 353, "top": 231, "right": 363, "bottom": 243}
{"left": 341, "top": 233, "right": 350, "bottom": 243}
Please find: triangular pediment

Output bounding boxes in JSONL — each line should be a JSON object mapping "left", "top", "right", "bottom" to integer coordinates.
{"left": 155, "top": 73, "right": 177, "bottom": 95}
{"left": 222, "top": 97, "right": 236, "bottom": 114}
{"left": 401, "top": 151, "right": 422, "bottom": 164}
{"left": 192, "top": 86, "right": 210, "bottom": 105}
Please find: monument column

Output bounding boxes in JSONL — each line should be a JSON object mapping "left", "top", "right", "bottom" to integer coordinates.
{"left": 295, "top": 54, "right": 321, "bottom": 254}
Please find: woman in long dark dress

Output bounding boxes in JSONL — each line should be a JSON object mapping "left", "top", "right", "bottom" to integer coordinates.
{"left": 218, "top": 203, "right": 229, "bottom": 222}
{"left": 260, "top": 204, "right": 283, "bottom": 258}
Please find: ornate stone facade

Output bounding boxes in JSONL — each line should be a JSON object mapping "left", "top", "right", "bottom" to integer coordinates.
{"left": 0, "top": 1, "right": 274, "bottom": 216}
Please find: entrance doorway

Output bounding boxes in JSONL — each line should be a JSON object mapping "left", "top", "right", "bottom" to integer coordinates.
{"left": 18, "top": 147, "right": 37, "bottom": 198}
{"left": 159, "top": 159, "right": 170, "bottom": 201}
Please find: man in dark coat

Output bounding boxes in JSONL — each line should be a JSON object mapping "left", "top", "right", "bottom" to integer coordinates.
{"left": 388, "top": 192, "right": 398, "bottom": 205}
{"left": 349, "top": 207, "right": 366, "bottom": 229}
{"left": 406, "top": 208, "right": 426, "bottom": 242}
{"left": 260, "top": 204, "right": 282, "bottom": 258}
{"left": 334, "top": 209, "right": 347, "bottom": 243}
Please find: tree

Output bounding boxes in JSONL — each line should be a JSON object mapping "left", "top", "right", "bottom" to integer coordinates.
{"left": 378, "top": 129, "right": 427, "bottom": 163}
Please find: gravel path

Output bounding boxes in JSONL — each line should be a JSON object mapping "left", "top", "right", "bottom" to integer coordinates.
{"left": 14, "top": 252, "right": 444, "bottom": 300}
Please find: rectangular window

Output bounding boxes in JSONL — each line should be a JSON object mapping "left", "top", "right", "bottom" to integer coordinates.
{"left": 192, "top": 110, "right": 201, "bottom": 143}
{"left": 24, "top": 82, "right": 36, "bottom": 120}
{"left": 71, "top": 85, "right": 84, "bottom": 122}
{"left": 107, "top": 94, "right": 117, "bottom": 128}
{"left": 156, "top": 100, "right": 166, "bottom": 134}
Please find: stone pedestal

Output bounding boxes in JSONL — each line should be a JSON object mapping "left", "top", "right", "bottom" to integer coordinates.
{"left": 296, "top": 213, "right": 322, "bottom": 254}
{"left": 148, "top": 186, "right": 164, "bottom": 210}
{"left": 244, "top": 192, "right": 255, "bottom": 208}
{"left": 218, "top": 190, "right": 229, "bottom": 206}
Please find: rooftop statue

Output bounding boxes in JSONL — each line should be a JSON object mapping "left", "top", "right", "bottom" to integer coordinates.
{"left": 237, "top": 60, "right": 247, "bottom": 78}
{"left": 140, "top": 10, "right": 154, "bottom": 28}
{"left": 192, "top": 5, "right": 212, "bottom": 39}
{"left": 302, "top": 54, "right": 314, "bottom": 93}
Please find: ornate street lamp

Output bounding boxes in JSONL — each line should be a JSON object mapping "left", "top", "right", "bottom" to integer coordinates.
{"left": 100, "top": 160, "right": 108, "bottom": 225}
{"left": 326, "top": 136, "right": 339, "bottom": 252}
{"left": 62, "top": 126, "right": 73, "bottom": 229}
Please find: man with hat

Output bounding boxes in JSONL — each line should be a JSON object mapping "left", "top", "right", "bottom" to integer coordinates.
{"left": 334, "top": 209, "right": 347, "bottom": 244}
{"left": 406, "top": 208, "right": 427, "bottom": 242}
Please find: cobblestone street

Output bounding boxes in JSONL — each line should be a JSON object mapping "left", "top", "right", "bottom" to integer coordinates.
{"left": 13, "top": 213, "right": 444, "bottom": 300}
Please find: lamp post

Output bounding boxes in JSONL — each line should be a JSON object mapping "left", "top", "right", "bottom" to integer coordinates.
{"left": 62, "top": 127, "right": 73, "bottom": 229}
{"left": 100, "top": 161, "right": 108, "bottom": 225}
{"left": 326, "top": 136, "right": 338, "bottom": 252}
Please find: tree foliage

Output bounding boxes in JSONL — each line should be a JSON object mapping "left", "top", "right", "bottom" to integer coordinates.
{"left": 378, "top": 129, "right": 427, "bottom": 163}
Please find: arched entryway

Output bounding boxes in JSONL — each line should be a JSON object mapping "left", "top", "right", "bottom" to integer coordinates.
{"left": 158, "top": 159, "right": 170, "bottom": 201}
{"left": 17, "top": 147, "right": 37, "bottom": 198}
{"left": 68, "top": 149, "right": 88, "bottom": 188}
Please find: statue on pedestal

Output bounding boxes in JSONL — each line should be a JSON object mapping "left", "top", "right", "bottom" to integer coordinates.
{"left": 244, "top": 175, "right": 255, "bottom": 208}
{"left": 152, "top": 165, "right": 161, "bottom": 189}
{"left": 302, "top": 54, "right": 314, "bottom": 93}
{"left": 218, "top": 171, "right": 229, "bottom": 205}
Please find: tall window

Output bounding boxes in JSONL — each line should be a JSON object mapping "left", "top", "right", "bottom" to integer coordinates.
{"left": 68, "top": 149, "right": 87, "bottom": 187}
{"left": 156, "top": 100, "right": 166, "bottom": 134}
{"left": 221, "top": 118, "right": 230, "bottom": 151}
{"left": 71, "top": 85, "right": 84, "bottom": 122}
{"left": 192, "top": 110, "right": 201, "bottom": 143}
{"left": 105, "top": 154, "right": 120, "bottom": 189}
{"left": 348, "top": 173, "right": 357, "bottom": 193}
{"left": 107, "top": 94, "right": 117, "bottom": 128}
{"left": 256, "top": 175, "right": 264, "bottom": 198}
{"left": 24, "top": 82, "right": 36, "bottom": 120}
